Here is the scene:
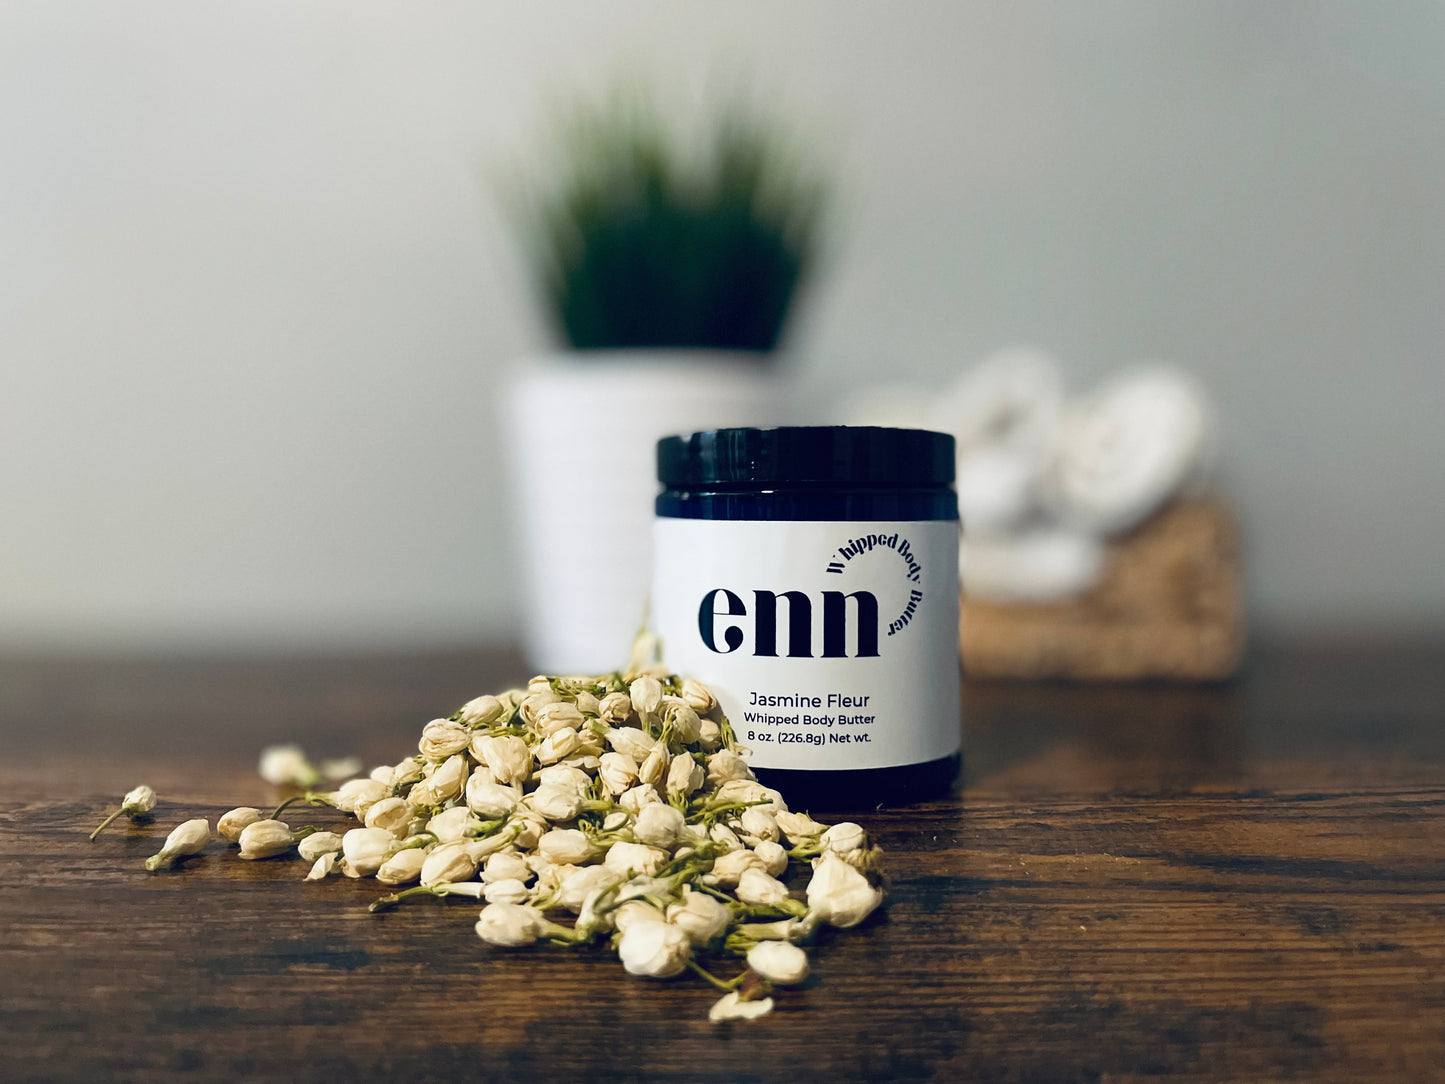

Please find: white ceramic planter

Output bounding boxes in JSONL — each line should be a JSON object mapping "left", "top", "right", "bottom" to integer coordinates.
{"left": 503, "top": 350, "right": 789, "bottom": 673}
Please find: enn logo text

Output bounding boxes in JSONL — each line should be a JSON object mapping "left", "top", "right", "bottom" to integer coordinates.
{"left": 697, "top": 588, "right": 879, "bottom": 658}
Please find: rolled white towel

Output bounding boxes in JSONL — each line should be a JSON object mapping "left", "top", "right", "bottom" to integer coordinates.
{"left": 932, "top": 347, "right": 1066, "bottom": 534}
{"left": 1039, "top": 366, "right": 1216, "bottom": 536}
{"left": 930, "top": 346, "right": 1065, "bottom": 459}
{"left": 955, "top": 446, "right": 1039, "bottom": 536}
{"left": 959, "top": 528, "right": 1105, "bottom": 603}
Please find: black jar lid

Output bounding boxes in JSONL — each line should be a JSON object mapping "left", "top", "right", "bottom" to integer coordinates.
{"left": 658, "top": 426, "right": 955, "bottom": 488}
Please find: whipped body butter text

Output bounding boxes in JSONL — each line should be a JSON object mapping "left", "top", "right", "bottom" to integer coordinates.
{"left": 653, "top": 426, "right": 961, "bottom": 807}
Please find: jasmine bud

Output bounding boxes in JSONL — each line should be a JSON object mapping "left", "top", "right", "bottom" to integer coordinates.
{"left": 89, "top": 785, "right": 158, "bottom": 841}
{"left": 144, "top": 818, "right": 210, "bottom": 871}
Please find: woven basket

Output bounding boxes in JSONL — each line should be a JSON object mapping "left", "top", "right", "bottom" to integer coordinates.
{"left": 959, "top": 498, "right": 1245, "bottom": 681}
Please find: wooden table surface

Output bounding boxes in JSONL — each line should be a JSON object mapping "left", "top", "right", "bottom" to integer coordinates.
{"left": 2, "top": 639, "right": 1443, "bottom": 1083}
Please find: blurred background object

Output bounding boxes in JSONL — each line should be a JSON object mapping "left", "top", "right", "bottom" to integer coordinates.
{"left": 960, "top": 498, "right": 1244, "bottom": 680}
{"left": 505, "top": 91, "right": 825, "bottom": 355}
{"left": 1, "top": 2, "right": 1442, "bottom": 657}
{"left": 844, "top": 351, "right": 1242, "bottom": 679}
{"left": 502, "top": 91, "right": 826, "bottom": 672}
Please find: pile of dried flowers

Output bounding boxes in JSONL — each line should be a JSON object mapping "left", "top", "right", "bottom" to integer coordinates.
{"left": 94, "top": 664, "right": 885, "bottom": 1021}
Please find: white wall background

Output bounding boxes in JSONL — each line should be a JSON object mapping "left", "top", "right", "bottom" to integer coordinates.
{"left": 2, "top": 1, "right": 1442, "bottom": 652}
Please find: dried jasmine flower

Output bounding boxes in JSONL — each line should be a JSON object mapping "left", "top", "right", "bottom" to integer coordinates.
{"left": 136, "top": 664, "right": 886, "bottom": 1020}
{"left": 805, "top": 853, "right": 885, "bottom": 928}
{"left": 237, "top": 819, "right": 297, "bottom": 860}
{"left": 822, "top": 821, "right": 868, "bottom": 854}
{"left": 297, "top": 831, "right": 343, "bottom": 863}
{"left": 475, "top": 902, "right": 548, "bottom": 946}
{"left": 89, "top": 785, "right": 157, "bottom": 841}
{"left": 708, "top": 991, "right": 775, "bottom": 1023}
{"left": 217, "top": 806, "right": 266, "bottom": 844}
{"left": 375, "top": 847, "right": 427, "bottom": 886}
{"left": 746, "top": 941, "right": 810, "bottom": 985}
{"left": 666, "top": 888, "right": 732, "bottom": 946}
{"left": 340, "top": 827, "right": 395, "bottom": 878}
{"left": 305, "top": 852, "right": 339, "bottom": 881}
{"left": 319, "top": 757, "right": 363, "bottom": 783}
{"left": 618, "top": 920, "right": 692, "bottom": 978}
{"left": 334, "top": 779, "right": 388, "bottom": 816}
{"left": 144, "top": 818, "right": 210, "bottom": 871}
{"left": 258, "top": 745, "right": 320, "bottom": 788}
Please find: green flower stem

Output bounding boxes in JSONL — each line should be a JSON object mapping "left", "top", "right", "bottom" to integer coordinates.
{"left": 143, "top": 848, "right": 186, "bottom": 872}
{"left": 89, "top": 808, "right": 124, "bottom": 842}
{"left": 578, "top": 826, "right": 630, "bottom": 845}
{"left": 463, "top": 816, "right": 509, "bottom": 839}
{"left": 690, "top": 798, "right": 768, "bottom": 824}
{"left": 694, "top": 881, "right": 738, "bottom": 905}
{"left": 655, "top": 848, "right": 715, "bottom": 880}
{"left": 775, "top": 898, "right": 810, "bottom": 919}
{"left": 726, "top": 912, "right": 819, "bottom": 954}
{"left": 369, "top": 885, "right": 443, "bottom": 913}
{"left": 271, "top": 792, "right": 337, "bottom": 820}
{"left": 685, "top": 959, "right": 749, "bottom": 993}
{"left": 535, "top": 916, "right": 586, "bottom": 945}
{"left": 719, "top": 717, "right": 739, "bottom": 750}
{"left": 573, "top": 885, "right": 620, "bottom": 940}
{"left": 727, "top": 920, "right": 794, "bottom": 952}
{"left": 647, "top": 860, "right": 712, "bottom": 896}
{"left": 739, "top": 918, "right": 799, "bottom": 939}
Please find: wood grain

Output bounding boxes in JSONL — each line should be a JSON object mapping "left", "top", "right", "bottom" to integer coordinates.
{"left": 2, "top": 639, "right": 1443, "bottom": 1083}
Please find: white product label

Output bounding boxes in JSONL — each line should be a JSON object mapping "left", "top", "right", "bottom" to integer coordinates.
{"left": 651, "top": 519, "right": 960, "bottom": 771}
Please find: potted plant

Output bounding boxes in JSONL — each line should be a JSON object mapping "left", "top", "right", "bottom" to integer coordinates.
{"left": 501, "top": 93, "right": 829, "bottom": 671}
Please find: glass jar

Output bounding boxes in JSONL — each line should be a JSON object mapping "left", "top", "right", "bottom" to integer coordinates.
{"left": 653, "top": 426, "right": 961, "bottom": 809}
